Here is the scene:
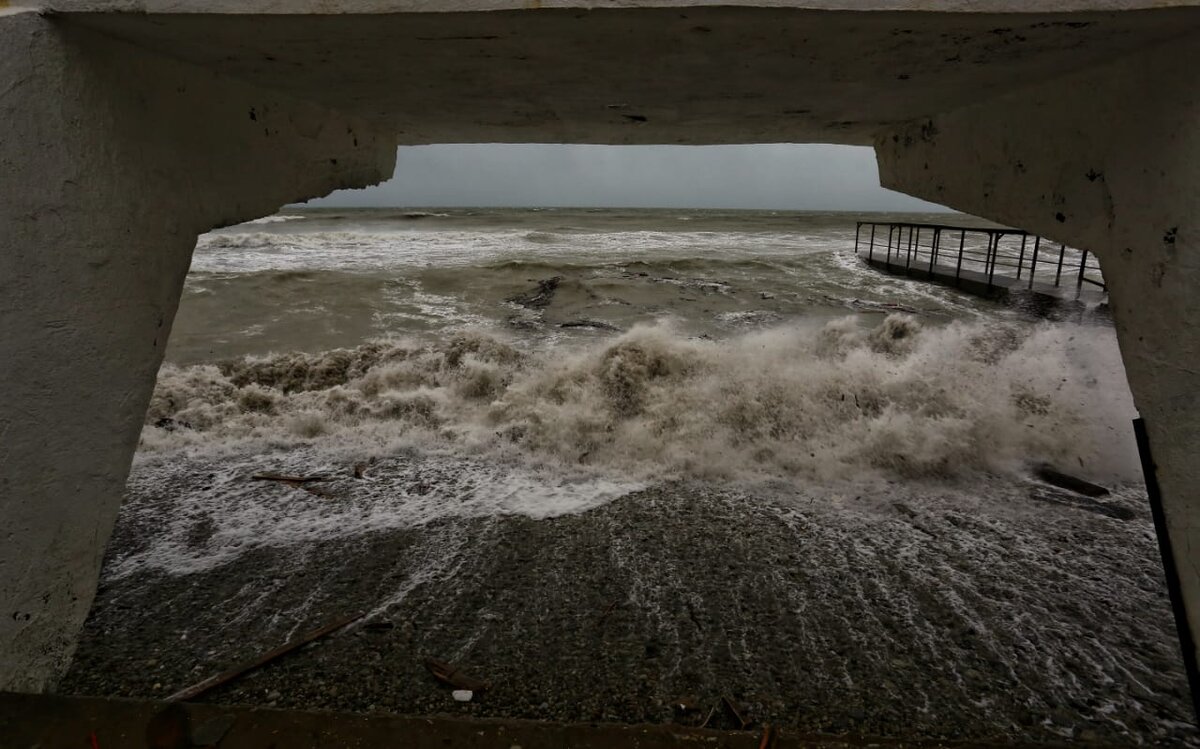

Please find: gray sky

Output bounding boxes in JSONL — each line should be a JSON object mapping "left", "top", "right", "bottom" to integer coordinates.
{"left": 309, "top": 144, "right": 950, "bottom": 211}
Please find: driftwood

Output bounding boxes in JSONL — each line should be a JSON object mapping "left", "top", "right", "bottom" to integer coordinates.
{"left": 424, "top": 657, "right": 490, "bottom": 692}
{"left": 166, "top": 612, "right": 364, "bottom": 703}
{"left": 251, "top": 473, "right": 328, "bottom": 484}
{"left": 251, "top": 473, "right": 336, "bottom": 498}
{"left": 1033, "top": 463, "right": 1110, "bottom": 497}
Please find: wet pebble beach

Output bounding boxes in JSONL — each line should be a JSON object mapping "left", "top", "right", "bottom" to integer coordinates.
{"left": 65, "top": 460, "right": 1195, "bottom": 746}
{"left": 59, "top": 207, "right": 1199, "bottom": 747}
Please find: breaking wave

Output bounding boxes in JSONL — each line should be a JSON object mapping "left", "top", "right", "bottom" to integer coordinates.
{"left": 141, "top": 316, "right": 1138, "bottom": 485}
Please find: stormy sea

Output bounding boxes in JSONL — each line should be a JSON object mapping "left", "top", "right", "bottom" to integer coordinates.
{"left": 65, "top": 207, "right": 1197, "bottom": 745}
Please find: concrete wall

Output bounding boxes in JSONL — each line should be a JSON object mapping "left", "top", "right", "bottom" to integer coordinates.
{"left": 0, "top": 9, "right": 394, "bottom": 691}
{"left": 2, "top": 0, "right": 1199, "bottom": 695}
{"left": 61, "top": 7, "right": 1200, "bottom": 147}
{"left": 876, "top": 32, "right": 1200, "bottom": 676}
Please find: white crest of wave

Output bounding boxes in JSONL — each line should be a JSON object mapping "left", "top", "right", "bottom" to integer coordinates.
{"left": 142, "top": 316, "right": 1138, "bottom": 484}
{"left": 242, "top": 214, "right": 306, "bottom": 225}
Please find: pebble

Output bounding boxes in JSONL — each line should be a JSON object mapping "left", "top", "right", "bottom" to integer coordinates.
{"left": 62, "top": 478, "right": 1194, "bottom": 746}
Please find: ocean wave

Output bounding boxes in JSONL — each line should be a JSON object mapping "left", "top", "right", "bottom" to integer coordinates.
{"left": 243, "top": 214, "right": 306, "bottom": 225}
{"left": 141, "top": 316, "right": 1138, "bottom": 485}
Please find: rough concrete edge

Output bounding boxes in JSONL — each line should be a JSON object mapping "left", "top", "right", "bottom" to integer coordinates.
{"left": 0, "top": 692, "right": 1080, "bottom": 748}
{"left": 52, "top": 10, "right": 399, "bottom": 221}
{"left": 15, "top": 0, "right": 1200, "bottom": 15}
{"left": 867, "top": 20, "right": 1200, "bottom": 229}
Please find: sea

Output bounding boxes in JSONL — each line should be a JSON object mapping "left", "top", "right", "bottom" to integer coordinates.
{"left": 152, "top": 207, "right": 1137, "bottom": 482}
{"left": 67, "top": 207, "right": 1199, "bottom": 745}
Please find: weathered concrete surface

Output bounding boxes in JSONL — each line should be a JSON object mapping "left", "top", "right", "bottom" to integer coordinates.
{"left": 4, "top": 0, "right": 1200, "bottom": 701}
{"left": 0, "top": 9, "right": 394, "bottom": 692}
{"left": 876, "top": 33, "right": 1200, "bottom": 686}
{"left": 64, "top": 7, "right": 1200, "bottom": 145}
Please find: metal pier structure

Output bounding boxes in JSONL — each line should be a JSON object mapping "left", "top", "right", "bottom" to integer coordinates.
{"left": 854, "top": 221, "right": 1107, "bottom": 302}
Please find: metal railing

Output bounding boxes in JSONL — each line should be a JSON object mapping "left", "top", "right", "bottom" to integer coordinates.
{"left": 854, "top": 221, "right": 1105, "bottom": 294}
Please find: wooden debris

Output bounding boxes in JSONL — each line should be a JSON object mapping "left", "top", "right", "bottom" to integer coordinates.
{"left": 362, "top": 620, "right": 395, "bottom": 633}
{"left": 166, "top": 611, "right": 364, "bottom": 703}
{"left": 252, "top": 473, "right": 337, "bottom": 498}
{"left": 1033, "top": 463, "right": 1110, "bottom": 497}
{"left": 251, "top": 473, "right": 328, "bottom": 484}
{"left": 424, "top": 657, "right": 490, "bottom": 693}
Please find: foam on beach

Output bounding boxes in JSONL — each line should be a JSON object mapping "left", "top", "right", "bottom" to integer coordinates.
{"left": 140, "top": 315, "right": 1138, "bottom": 486}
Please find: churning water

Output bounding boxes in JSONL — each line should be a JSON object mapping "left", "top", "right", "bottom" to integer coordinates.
{"left": 155, "top": 207, "right": 1137, "bottom": 486}
{"left": 68, "top": 207, "right": 1198, "bottom": 745}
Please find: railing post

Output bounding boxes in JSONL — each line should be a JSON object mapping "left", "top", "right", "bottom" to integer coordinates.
{"left": 930, "top": 227, "right": 940, "bottom": 277}
{"left": 1055, "top": 243, "right": 1066, "bottom": 286}
{"left": 886, "top": 225, "right": 894, "bottom": 265}
{"left": 986, "top": 232, "right": 998, "bottom": 288}
{"left": 1016, "top": 233, "right": 1028, "bottom": 280}
{"left": 906, "top": 226, "right": 915, "bottom": 270}
{"left": 1077, "top": 249, "right": 1090, "bottom": 293}
{"left": 956, "top": 229, "right": 966, "bottom": 283}
{"left": 1028, "top": 235, "right": 1041, "bottom": 290}
{"left": 868, "top": 223, "right": 876, "bottom": 260}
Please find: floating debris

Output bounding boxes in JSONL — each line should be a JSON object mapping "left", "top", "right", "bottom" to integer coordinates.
{"left": 559, "top": 319, "right": 621, "bottom": 332}
{"left": 506, "top": 277, "right": 561, "bottom": 309}
{"left": 1033, "top": 463, "right": 1110, "bottom": 497}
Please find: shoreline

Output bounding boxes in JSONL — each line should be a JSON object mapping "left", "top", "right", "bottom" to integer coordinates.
{"left": 62, "top": 460, "right": 1196, "bottom": 746}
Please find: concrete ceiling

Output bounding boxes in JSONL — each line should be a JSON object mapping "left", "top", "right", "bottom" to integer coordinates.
{"left": 64, "top": 6, "right": 1200, "bottom": 145}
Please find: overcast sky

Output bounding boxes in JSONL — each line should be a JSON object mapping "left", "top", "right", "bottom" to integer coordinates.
{"left": 309, "top": 144, "right": 950, "bottom": 212}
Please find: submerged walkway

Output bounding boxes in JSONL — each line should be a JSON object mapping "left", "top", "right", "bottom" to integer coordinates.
{"left": 855, "top": 221, "right": 1108, "bottom": 303}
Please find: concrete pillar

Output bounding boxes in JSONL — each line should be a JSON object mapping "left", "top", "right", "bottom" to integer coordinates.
{"left": 876, "top": 34, "right": 1200, "bottom": 689}
{"left": 0, "top": 10, "right": 395, "bottom": 691}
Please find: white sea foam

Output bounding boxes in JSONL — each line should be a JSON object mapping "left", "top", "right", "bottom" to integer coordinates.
{"left": 192, "top": 227, "right": 842, "bottom": 273}
{"left": 243, "top": 214, "right": 306, "bottom": 225}
{"left": 141, "top": 315, "right": 1138, "bottom": 486}
{"left": 114, "top": 450, "right": 641, "bottom": 577}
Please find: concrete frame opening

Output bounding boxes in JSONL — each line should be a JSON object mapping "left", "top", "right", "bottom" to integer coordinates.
{"left": 2, "top": 3, "right": 1199, "bottom": 744}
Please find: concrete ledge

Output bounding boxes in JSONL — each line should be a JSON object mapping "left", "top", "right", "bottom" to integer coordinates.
{"left": 0, "top": 692, "right": 1070, "bottom": 748}
{"left": 20, "top": 1, "right": 1200, "bottom": 15}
